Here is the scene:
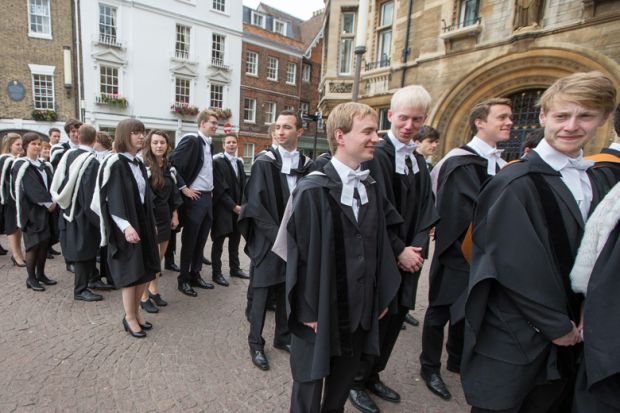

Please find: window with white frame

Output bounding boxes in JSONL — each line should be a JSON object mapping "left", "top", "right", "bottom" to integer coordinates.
{"left": 175, "top": 77, "right": 191, "bottom": 104}
{"left": 273, "top": 19, "right": 287, "bottom": 36}
{"left": 376, "top": 2, "right": 393, "bottom": 67}
{"left": 246, "top": 51, "right": 258, "bottom": 76}
{"left": 32, "top": 74, "right": 55, "bottom": 110}
{"left": 300, "top": 102, "right": 310, "bottom": 115}
{"left": 251, "top": 12, "right": 265, "bottom": 28}
{"left": 267, "top": 57, "right": 278, "bottom": 81}
{"left": 98, "top": 4, "right": 117, "bottom": 45}
{"left": 100, "top": 65, "right": 119, "bottom": 96}
{"left": 212, "top": 0, "right": 225, "bottom": 12}
{"left": 175, "top": 24, "right": 191, "bottom": 59}
{"left": 339, "top": 12, "right": 355, "bottom": 75}
{"left": 284, "top": 105, "right": 295, "bottom": 112}
{"left": 302, "top": 63, "right": 311, "bottom": 82}
{"left": 264, "top": 102, "right": 276, "bottom": 124}
{"left": 317, "top": 115, "right": 324, "bottom": 131}
{"left": 243, "top": 98, "right": 256, "bottom": 123}
{"left": 459, "top": 0, "right": 480, "bottom": 27}
{"left": 210, "top": 84, "right": 223, "bottom": 109}
{"left": 212, "top": 34, "right": 225, "bottom": 66}
{"left": 243, "top": 143, "right": 255, "bottom": 171}
{"left": 286, "top": 63, "right": 296, "bottom": 85}
{"left": 28, "top": 0, "right": 51, "bottom": 38}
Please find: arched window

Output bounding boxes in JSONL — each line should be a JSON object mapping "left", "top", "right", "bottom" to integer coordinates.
{"left": 498, "top": 89, "right": 544, "bottom": 161}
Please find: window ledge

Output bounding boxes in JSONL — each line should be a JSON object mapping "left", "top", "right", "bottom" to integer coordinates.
{"left": 28, "top": 32, "right": 52, "bottom": 40}
{"left": 439, "top": 21, "right": 482, "bottom": 41}
{"left": 245, "top": 73, "right": 258, "bottom": 78}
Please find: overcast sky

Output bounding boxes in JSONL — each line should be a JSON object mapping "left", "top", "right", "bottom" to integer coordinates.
{"left": 242, "top": 0, "right": 325, "bottom": 20}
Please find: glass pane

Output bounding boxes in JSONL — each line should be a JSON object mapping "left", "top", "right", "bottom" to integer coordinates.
{"left": 380, "top": 2, "right": 394, "bottom": 26}
{"left": 342, "top": 13, "right": 355, "bottom": 34}
{"left": 339, "top": 39, "right": 352, "bottom": 74}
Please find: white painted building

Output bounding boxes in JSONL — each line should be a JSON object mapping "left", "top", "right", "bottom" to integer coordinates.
{"left": 79, "top": 0, "right": 242, "bottom": 142}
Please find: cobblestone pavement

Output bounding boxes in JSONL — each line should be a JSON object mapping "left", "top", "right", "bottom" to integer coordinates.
{"left": 0, "top": 236, "right": 468, "bottom": 413}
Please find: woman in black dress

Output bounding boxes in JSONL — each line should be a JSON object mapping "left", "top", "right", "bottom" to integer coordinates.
{"left": 1, "top": 133, "right": 26, "bottom": 266}
{"left": 12, "top": 133, "right": 57, "bottom": 291}
{"left": 139, "top": 130, "right": 182, "bottom": 313}
{"left": 94, "top": 119, "right": 160, "bottom": 338}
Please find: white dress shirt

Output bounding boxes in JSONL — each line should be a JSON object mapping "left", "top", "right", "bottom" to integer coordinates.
{"left": 224, "top": 152, "right": 239, "bottom": 177}
{"left": 467, "top": 136, "right": 507, "bottom": 175}
{"left": 112, "top": 153, "right": 147, "bottom": 232}
{"left": 387, "top": 131, "right": 419, "bottom": 175}
{"left": 189, "top": 131, "right": 214, "bottom": 192}
{"left": 533, "top": 139, "right": 594, "bottom": 221}
{"left": 609, "top": 142, "right": 620, "bottom": 152}
{"left": 330, "top": 157, "right": 369, "bottom": 221}
{"left": 278, "top": 146, "right": 300, "bottom": 193}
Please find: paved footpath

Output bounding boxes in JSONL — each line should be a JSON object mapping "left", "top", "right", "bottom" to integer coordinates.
{"left": 0, "top": 236, "right": 469, "bottom": 413}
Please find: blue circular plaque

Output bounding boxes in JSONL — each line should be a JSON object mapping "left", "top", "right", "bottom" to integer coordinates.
{"left": 7, "top": 80, "right": 26, "bottom": 102}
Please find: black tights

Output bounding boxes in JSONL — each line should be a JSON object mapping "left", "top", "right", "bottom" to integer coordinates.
{"left": 26, "top": 239, "right": 49, "bottom": 282}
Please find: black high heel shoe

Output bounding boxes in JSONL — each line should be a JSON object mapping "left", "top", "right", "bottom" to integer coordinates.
{"left": 11, "top": 256, "right": 26, "bottom": 268}
{"left": 26, "top": 279, "right": 45, "bottom": 292}
{"left": 38, "top": 274, "right": 57, "bottom": 285}
{"left": 139, "top": 321, "right": 153, "bottom": 330}
{"left": 122, "top": 317, "right": 146, "bottom": 338}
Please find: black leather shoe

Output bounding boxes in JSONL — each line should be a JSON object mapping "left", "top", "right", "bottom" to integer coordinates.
{"left": 446, "top": 359, "right": 461, "bottom": 374}
{"left": 149, "top": 292, "right": 168, "bottom": 307}
{"left": 202, "top": 256, "right": 212, "bottom": 265}
{"left": 140, "top": 299, "right": 159, "bottom": 313}
{"left": 88, "top": 280, "right": 114, "bottom": 290}
{"left": 122, "top": 318, "right": 146, "bottom": 338}
{"left": 66, "top": 263, "right": 75, "bottom": 273}
{"left": 47, "top": 251, "right": 55, "bottom": 259}
{"left": 74, "top": 290, "right": 103, "bottom": 301}
{"left": 0, "top": 244, "right": 8, "bottom": 255}
{"left": 190, "top": 277, "right": 214, "bottom": 289}
{"left": 26, "top": 279, "right": 45, "bottom": 292}
{"left": 230, "top": 270, "right": 250, "bottom": 279}
{"left": 273, "top": 342, "right": 291, "bottom": 353}
{"left": 348, "top": 388, "right": 380, "bottom": 413}
{"left": 38, "top": 274, "right": 57, "bottom": 285}
{"left": 404, "top": 313, "right": 420, "bottom": 326}
{"left": 250, "top": 350, "right": 269, "bottom": 371}
{"left": 178, "top": 282, "right": 197, "bottom": 297}
{"left": 420, "top": 371, "right": 451, "bottom": 400}
{"left": 48, "top": 246, "right": 61, "bottom": 255}
{"left": 139, "top": 321, "right": 153, "bottom": 330}
{"left": 366, "top": 381, "right": 400, "bottom": 403}
{"left": 212, "top": 273, "right": 229, "bottom": 287}
{"left": 165, "top": 262, "right": 180, "bottom": 272}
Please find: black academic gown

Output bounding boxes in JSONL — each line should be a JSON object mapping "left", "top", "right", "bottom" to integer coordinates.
{"left": 573, "top": 220, "right": 620, "bottom": 413}
{"left": 313, "top": 151, "right": 332, "bottom": 171}
{"left": 429, "top": 146, "right": 489, "bottom": 308}
{"left": 366, "top": 138, "right": 439, "bottom": 309}
{"left": 56, "top": 149, "right": 101, "bottom": 262}
{"left": 150, "top": 165, "right": 183, "bottom": 244}
{"left": 98, "top": 155, "right": 159, "bottom": 288}
{"left": 0, "top": 155, "right": 17, "bottom": 234}
{"left": 211, "top": 153, "right": 246, "bottom": 240}
{"left": 13, "top": 159, "right": 56, "bottom": 251}
{"left": 461, "top": 151, "right": 604, "bottom": 411}
{"left": 238, "top": 147, "right": 314, "bottom": 288}
{"left": 285, "top": 162, "right": 402, "bottom": 382}
{"left": 50, "top": 142, "right": 71, "bottom": 171}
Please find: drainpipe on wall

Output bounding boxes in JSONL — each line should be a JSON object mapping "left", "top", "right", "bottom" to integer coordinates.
{"left": 73, "top": 0, "right": 84, "bottom": 121}
{"left": 400, "top": 0, "right": 414, "bottom": 88}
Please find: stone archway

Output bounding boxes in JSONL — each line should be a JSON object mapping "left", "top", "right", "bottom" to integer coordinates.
{"left": 429, "top": 47, "right": 620, "bottom": 156}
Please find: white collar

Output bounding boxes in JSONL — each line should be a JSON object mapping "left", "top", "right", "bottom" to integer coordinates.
{"left": 533, "top": 139, "right": 584, "bottom": 172}
{"left": 120, "top": 152, "right": 137, "bottom": 162}
{"left": 467, "top": 136, "right": 498, "bottom": 158}
{"left": 198, "top": 131, "right": 212, "bottom": 145}
{"left": 609, "top": 142, "right": 620, "bottom": 152}
{"left": 78, "top": 144, "right": 94, "bottom": 153}
{"left": 224, "top": 152, "right": 236, "bottom": 161}
{"left": 387, "top": 130, "right": 416, "bottom": 153}
{"left": 28, "top": 158, "right": 42, "bottom": 166}
{"left": 331, "top": 156, "right": 357, "bottom": 183}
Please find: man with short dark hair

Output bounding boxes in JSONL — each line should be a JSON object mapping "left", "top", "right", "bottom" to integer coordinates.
{"left": 170, "top": 109, "right": 218, "bottom": 297}
{"left": 239, "top": 110, "right": 314, "bottom": 371}
{"left": 414, "top": 125, "right": 440, "bottom": 170}
{"left": 48, "top": 128, "right": 61, "bottom": 145}
{"left": 51, "top": 124, "right": 104, "bottom": 301}
{"left": 211, "top": 134, "right": 249, "bottom": 286}
{"left": 421, "top": 97, "right": 513, "bottom": 401}
{"left": 50, "top": 119, "right": 82, "bottom": 170}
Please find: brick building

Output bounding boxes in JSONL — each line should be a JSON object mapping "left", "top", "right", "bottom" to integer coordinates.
{"left": 319, "top": 0, "right": 620, "bottom": 161}
{"left": 0, "top": 0, "right": 79, "bottom": 139}
{"left": 238, "top": 3, "right": 326, "bottom": 170}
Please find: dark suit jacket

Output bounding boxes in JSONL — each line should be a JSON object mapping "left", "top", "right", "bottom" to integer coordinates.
{"left": 169, "top": 133, "right": 213, "bottom": 190}
{"left": 211, "top": 153, "right": 246, "bottom": 239}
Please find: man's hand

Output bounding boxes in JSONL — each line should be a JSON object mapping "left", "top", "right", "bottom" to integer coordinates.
{"left": 398, "top": 246, "right": 424, "bottom": 273}
{"left": 552, "top": 322, "right": 582, "bottom": 346}
{"left": 303, "top": 321, "right": 318, "bottom": 333}
{"left": 182, "top": 187, "right": 200, "bottom": 200}
{"left": 379, "top": 308, "right": 388, "bottom": 320}
{"left": 233, "top": 205, "right": 241, "bottom": 215}
{"left": 47, "top": 202, "right": 57, "bottom": 213}
{"left": 124, "top": 226, "right": 141, "bottom": 244}
{"left": 171, "top": 211, "right": 179, "bottom": 230}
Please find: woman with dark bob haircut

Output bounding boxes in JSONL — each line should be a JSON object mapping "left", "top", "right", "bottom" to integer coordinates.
{"left": 12, "top": 132, "right": 58, "bottom": 291}
{"left": 93, "top": 119, "right": 160, "bottom": 338}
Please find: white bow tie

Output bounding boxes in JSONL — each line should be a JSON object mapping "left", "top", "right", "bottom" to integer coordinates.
{"left": 280, "top": 151, "right": 299, "bottom": 174}
{"left": 396, "top": 142, "right": 419, "bottom": 175}
{"left": 486, "top": 148, "right": 506, "bottom": 175}
{"left": 341, "top": 169, "right": 370, "bottom": 207}
{"left": 566, "top": 158, "right": 594, "bottom": 171}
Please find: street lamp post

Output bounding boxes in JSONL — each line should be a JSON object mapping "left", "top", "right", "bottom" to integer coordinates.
{"left": 351, "top": 0, "right": 369, "bottom": 102}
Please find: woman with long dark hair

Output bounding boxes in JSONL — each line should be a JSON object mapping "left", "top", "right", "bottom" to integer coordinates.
{"left": 139, "top": 130, "right": 182, "bottom": 313}
{"left": 93, "top": 119, "right": 160, "bottom": 337}
{"left": 1, "top": 133, "right": 26, "bottom": 266}
{"left": 12, "top": 132, "right": 57, "bottom": 291}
